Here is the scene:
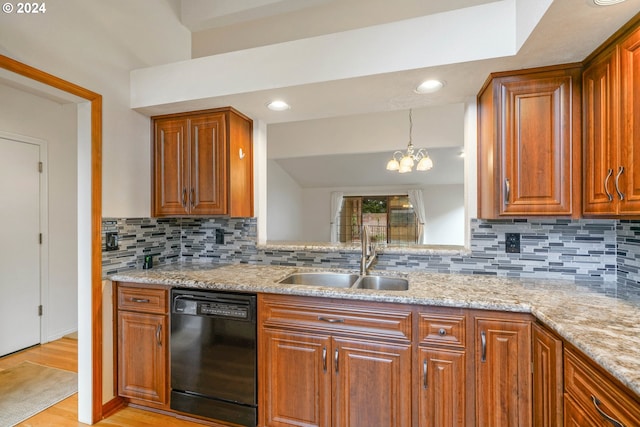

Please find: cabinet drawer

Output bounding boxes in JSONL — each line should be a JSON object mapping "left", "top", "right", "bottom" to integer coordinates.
{"left": 117, "top": 284, "right": 168, "bottom": 314}
{"left": 260, "top": 295, "right": 412, "bottom": 342}
{"left": 418, "top": 313, "right": 466, "bottom": 347}
{"left": 564, "top": 348, "right": 640, "bottom": 427}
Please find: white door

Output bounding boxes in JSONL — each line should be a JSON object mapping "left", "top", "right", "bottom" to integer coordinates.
{"left": 0, "top": 136, "right": 41, "bottom": 356}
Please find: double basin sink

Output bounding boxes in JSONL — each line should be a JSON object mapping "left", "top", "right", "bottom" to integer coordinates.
{"left": 278, "top": 272, "right": 409, "bottom": 291}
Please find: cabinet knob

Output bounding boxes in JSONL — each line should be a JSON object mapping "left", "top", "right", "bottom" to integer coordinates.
{"left": 438, "top": 328, "right": 447, "bottom": 336}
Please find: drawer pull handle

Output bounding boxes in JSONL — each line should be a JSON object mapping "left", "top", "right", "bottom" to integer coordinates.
{"left": 131, "top": 298, "right": 150, "bottom": 303}
{"left": 481, "top": 331, "right": 487, "bottom": 362}
{"left": 318, "top": 316, "right": 344, "bottom": 323}
{"left": 615, "top": 166, "right": 625, "bottom": 201}
{"left": 156, "top": 324, "right": 162, "bottom": 346}
{"left": 423, "top": 359, "right": 428, "bottom": 389}
{"left": 438, "top": 328, "right": 447, "bottom": 336}
{"left": 334, "top": 348, "right": 339, "bottom": 373}
{"left": 591, "top": 396, "right": 625, "bottom": 427}
{"left": 604, "top": 169, "right": 614, "bottom": 202}
{"left": 322, "top": 347, "right": 327, "bottom": 373}
{"left": 182, "top": 188, "right": 187, "bottom": 207}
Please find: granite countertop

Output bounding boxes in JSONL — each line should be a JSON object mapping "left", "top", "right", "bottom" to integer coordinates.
{"left": 110, "top": 263, "right": 640, "bottom": 398}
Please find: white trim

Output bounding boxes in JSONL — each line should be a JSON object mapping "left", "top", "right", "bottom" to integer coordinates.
{"left": 0, "top": 130, "right": 49, "bottom": 347}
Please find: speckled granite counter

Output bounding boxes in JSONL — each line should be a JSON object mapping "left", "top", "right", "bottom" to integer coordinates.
{"left": 110, "top": 263, "right": 640, "bottom": 398}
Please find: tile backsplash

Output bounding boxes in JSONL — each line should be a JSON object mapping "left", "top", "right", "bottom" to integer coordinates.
{"left": 102, "top": 217, "right": 640, "bottom": 294}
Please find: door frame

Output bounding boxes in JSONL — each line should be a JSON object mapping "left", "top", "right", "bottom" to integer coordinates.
{"left": 0, "top": 54, "right": 104, "bottom": 423}
{"left": 0, "top": 131, "right": 49, "bottom": 345}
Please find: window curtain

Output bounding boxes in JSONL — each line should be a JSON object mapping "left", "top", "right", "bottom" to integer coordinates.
{"left": 330, "top": 191, "right": 344, "bottom": 243}
{"left": 408, "top": 189, "right": 427, "bottom": 244}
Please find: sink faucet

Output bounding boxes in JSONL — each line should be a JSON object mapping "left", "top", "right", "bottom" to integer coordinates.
{"left": 360, "top": 225, "right": 378, "bottom": 275}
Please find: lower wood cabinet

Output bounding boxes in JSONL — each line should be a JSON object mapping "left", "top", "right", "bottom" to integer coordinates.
{"left": 116, "top": 283, "right": 169, "bottom": 409}
{"left": 258, "top": 294, "right": 412, "bottom": 427}
{"left": 533, "top": 322, "right": 564, "bottom": 427}
{"left": 564, "top": 345, "right": 640, "bottom": 427}
{"left": 475, "top": 314, "right": 532, "bottom": 427}
{"left": 418, "top": 347, "right": 467, "bottom": 427}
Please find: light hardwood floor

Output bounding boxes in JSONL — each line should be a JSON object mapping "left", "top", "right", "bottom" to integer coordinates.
{"left": 0, "top": 338, "right": 203, "bottom": 427}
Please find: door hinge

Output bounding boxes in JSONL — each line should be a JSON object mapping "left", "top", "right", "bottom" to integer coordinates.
{"left": 38, "top": 161, "right": 43, "bottom": 173}
{"left": 39, "top": 233, "right": 43, "bottom": 244}
{"left": 38, "top": 305, "right": 43, "bottom": 316}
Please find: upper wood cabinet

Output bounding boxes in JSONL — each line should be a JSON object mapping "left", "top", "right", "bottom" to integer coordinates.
{"left": 477, "top": 64, "right": 582, "bottom": 218}
{"left": 151, "top": 107, "right": 253, "bottom": 218}
{"left": 583, "top": 23, "right": 640, "bottom": 217}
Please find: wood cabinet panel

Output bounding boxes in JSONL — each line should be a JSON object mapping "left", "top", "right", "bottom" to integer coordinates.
{"left": 333, "top": 338, "right": 412, "bottom": 427}
{"left": 153, "top": 118, "right": 188, "bottom": 216}
{"left": 260, "top": 329, "right": 331, "bottom": 427}
{"left": 418, "top": 313, "right": 465, "bottom": 348}
{"left": 259, "top": 294, "right": 412, "bottom": 342}
{"left": 189, "top": 113, "right": 226, "bottom": 215}
{"left": 117, "top": 311, "right": 168, "bottom": 406}
{"left": 564, "top": 394, "right": 600, "bottom": 427}
{"left": 618, "top": 26, "right": 640, "bottom": 215}
{"left": 477, "top": 65, "right": 581, "bottom": 218}
{"left": 418, "top": 347, "right": 466, "bottom": 427}
{"left": 475, "top": 317, "right": 532, "bottom": 427}
{"left": 532, "top": 323, "right": 563, "bottom": 427}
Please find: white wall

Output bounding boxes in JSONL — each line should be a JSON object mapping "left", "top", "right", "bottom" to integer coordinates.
{"left": 267, "top": 160, "right": 304, "bottom": 241}
{"left": 0, "top": 0, "right": 191, "bottom": 217}
{"left": 0, "top": 84, "right": 78, "bottom": 340}
{"left": 296, "top": 184, "right": 465, "bottom": 246}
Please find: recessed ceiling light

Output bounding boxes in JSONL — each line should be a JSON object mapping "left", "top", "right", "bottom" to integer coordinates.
{"left": 266, "top": 100, "right": 290, "bottom": 111}
{"left": 415, "top": 79, "right": 445, "bottom": 94}
{"left": 593, "top": 0, "right": 627, "bottom": 5}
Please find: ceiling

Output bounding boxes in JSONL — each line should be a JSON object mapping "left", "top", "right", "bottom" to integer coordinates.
{"left": 153, "top": 0, "right": 640, "bottom": 125}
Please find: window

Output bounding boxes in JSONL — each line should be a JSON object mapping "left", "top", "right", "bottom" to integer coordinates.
{"left": 338, "top": 195, "right": 419, "bottom": 245}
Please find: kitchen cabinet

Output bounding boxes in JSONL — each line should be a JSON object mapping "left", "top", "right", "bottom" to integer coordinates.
{"left": 532, "top": 322, "right": 564, "bottom": 427}
{"left": 258, "top": 294, "right": 412, "bottom": 427}
{"left": 477, "top": 64, "right": 582, "bottom": 218}
{"left": 116, "top": 282, "right": 169, "bottom": 409}
{"left": 152, "top": 107, "right": 253, "bottom": 218}
{"left": 583, "top": 23, "right": 640, "bottom": 216}
{"left": 417, "top": 310, "right": 470, "bottom": 427}
{"left": 564, "top": 345, "right": 640, "bottom": 427}
{"left": 475, "top": 314, "right": 532, "bottom": 427}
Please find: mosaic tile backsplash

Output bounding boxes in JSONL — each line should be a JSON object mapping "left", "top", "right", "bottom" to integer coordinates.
{"left": 102, "top": 217, "right": 640, "bottom": 294}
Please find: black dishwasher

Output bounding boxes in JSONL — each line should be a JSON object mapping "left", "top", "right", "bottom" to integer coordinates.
{"left": 170, "top": 289, "right": 257, "bottom": 427}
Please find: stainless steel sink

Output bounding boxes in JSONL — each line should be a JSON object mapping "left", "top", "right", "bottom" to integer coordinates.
{"left": 354, "top": 275, "right": 409, "bottom": 291}
{"left": 278, "top": 272, "right": 360, "bottom": 288}
{"left": 278, "top": 272, "right": 408, "bottom": 291}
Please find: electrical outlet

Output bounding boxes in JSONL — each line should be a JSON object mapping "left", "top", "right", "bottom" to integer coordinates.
{"left": 505, "top": 233, "right": 521, "bottom": 253}
{"left": 105, "top": 232, "right": 119, "bottom": 251}
{"left": 215, "top": 229, "right": 225, "bottom": 245}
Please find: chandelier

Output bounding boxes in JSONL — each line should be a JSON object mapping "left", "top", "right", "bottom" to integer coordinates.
{"left": 386, "top": 109, "right": 433, "bottom": 173}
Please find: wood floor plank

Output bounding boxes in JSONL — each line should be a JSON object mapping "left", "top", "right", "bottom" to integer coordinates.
{"left": 2, "top": 338, "right": 206, "bottom": 427}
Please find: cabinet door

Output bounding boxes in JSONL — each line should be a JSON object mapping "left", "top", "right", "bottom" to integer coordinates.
{"left": 618, "top": 26, "right": 640, "bottom": 215}
{"left": 260, "top": 329, "right": 332, "bottom": 427}
{"left": 118, "top": 311, "right": 168, "bottom": 405}
{"left": 476, "top": 318, "right": 532, "bottom": 427}
{"left": 189, "top": 113, "right": 227, "bottom": 215}
{"left": 499, "top": 71, "right": 579, "bottom": 216}
{"left": 333, "top": 338, "right": 412, "bottom": 427}
{"left": 583, "top": 50, "right": 618, "bottom": 215}
{"left": 532, "top": 323, "right": 563, "bottom": 427}
{"left": 418, "top": 347, "right": 466, "bottom": 427}
{"left": 153, "top": 118, "right": 188, "bottom": 216}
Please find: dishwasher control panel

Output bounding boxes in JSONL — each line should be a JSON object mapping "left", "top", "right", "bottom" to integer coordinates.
{"left": 173, "top": 296, "right": 250, "bottom": 320}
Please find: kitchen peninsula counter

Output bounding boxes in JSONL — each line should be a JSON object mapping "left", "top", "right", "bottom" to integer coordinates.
{"left": 110, "top": 263, "right": 640, "bottom": 399}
